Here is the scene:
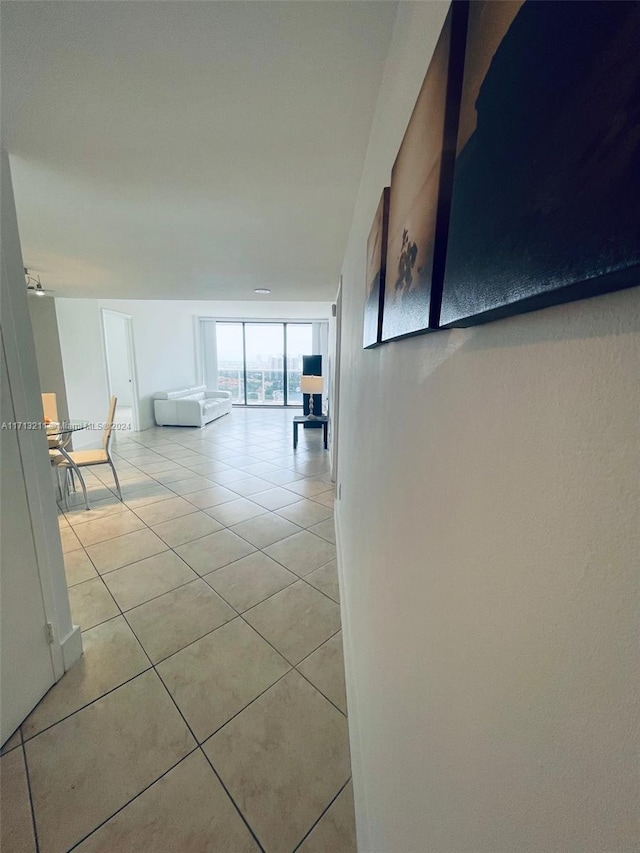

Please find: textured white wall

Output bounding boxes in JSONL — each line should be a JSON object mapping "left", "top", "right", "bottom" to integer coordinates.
{"left": 336, "top": 4, "right": 640, "bottom": 852}
{"left": 56, "top": 299, "right": 109, "bottom": 448}
{"left": 28, "top": 296, "right": 70, "bottom": 424}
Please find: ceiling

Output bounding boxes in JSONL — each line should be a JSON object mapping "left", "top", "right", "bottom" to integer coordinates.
{"left": 1, "top": 1, "right": 397, "bottom": 301}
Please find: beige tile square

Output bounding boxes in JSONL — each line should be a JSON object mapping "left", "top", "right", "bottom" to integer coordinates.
{"left": 230, "top": 514, "right": 302, "bottom": 549}
{"left": 133, "top": 496, "right": 196, "bottom": 526}
{"left": 126, "top": 579, "right": 235, "bottom": 663}
{"left": 227, "top": 476, "right": 273, "bottom": 497}
{"left": 25, "top": 671, "right": 195, "bottom": 853}
{"left": 204, "top": 498, "right": 267, "bottom": 527}
{"left": 310, "top": 491, "right": 336, "bottom": 509}
{"left": 158, "top": 618, "right": 289, "bottom": 742}
{"left": 60, "top": 525, "right": 81, "bottom": 553}
{"left": 308, "top": 517, "right": 336, "bottom": 544}
{"left": 264, "top": 531, "right": 337, "bottom": 577}
{"left": 153, "top": 466, "right": 194, "bottom": 484}
{"left": 74, "top": 751, "right": 257, "bottom": 852}
{"left": 209, "top": 468, "right": 254, "bottom": 485}
{"left": 291, "top": 461, "right": 330, "bottom": 478}
{"left": 68, "top": 578, "right": 119, "bottom": 630}
{"left": 1, "top": 729, "right": 21, "bottom": 756}
{"left": 250, "top": 487, "right": 301, "bottom": 511}
{"left": 85, "top": 529, "right": 168, "bottom": 575}
{"left": 237, "top": 461, "right": 278, "bottom": 477}
{"left": 305, "top": 560, "right": 340, "bottom": 603}
{"left": 64, "top": 498, "right": 127, "bottom": 527}
{"left": 276, "top": 500, "right": 333, "bottom": 528}
{"left": 135, "top": 460, "right": 184, "bottom": 474}
{"left": 260, "top": 469, "right": 305, "bottom": 486}
{"left": 120, "top": 480, "right": 167, "bottom": 499}
{"left": 1, "top": 747, "right": 36, "bottom": 853}
{"left": 176, "top": 529, "right": 256, "bottom": 576}
{"left": 73, "top": 510, "right": 145, "bottom": 547}
{"left": 186, "top": 461, "right": 231, "bottom": 475}
{"left": 65, "top": 484, "right": 119, "bottom": 509}
{"left": 151, "top": 511, "right": 223, "bottom": 547}
{"left": 204, "top": 671, "right": 350, "bottom": 853}
{"left": 167, "top": 476, "right": 216, "bottom": 496}
{"left": 64, "top": 549, "right": 98, "bottom": 587}
{"left": 204, "top": 552, "right": 297, "bottom": 612}
{"left": 103, "top": 551, "right": 197, "bottom": 611}
{"left": 297, "top": 632, "right": 347, "bottom": 714}
{"left": 243, "top": 581, "right": 341, "bottom": 665}
{"left": 124, "top": 485, "right": 175, "bottom": 510}
{"left": 285, "top": 479, "right": 333, "bottom": 498}
{"left": 22, "top": 616, "right": 149, "bottom": 739}
{"left": 184, "top": 484, "right": 238, "bottom": 509}
{"left": 297, "top": 782, "right": 356, "bottom": 853}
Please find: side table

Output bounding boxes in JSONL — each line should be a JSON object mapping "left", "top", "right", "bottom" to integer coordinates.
{"left": 293, "top": 415, "right": 328, "bottom": 450}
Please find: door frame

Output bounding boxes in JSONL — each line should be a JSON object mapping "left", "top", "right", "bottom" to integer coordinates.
{"left": 101, "top": 309, "right": 140, "bottom": 432}
{"left": 330, "top": 278, "right": 343, "bottom": 484}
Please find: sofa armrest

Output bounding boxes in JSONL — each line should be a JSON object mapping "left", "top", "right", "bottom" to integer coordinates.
{"left": 205, "top": 391, "right": 232, "bottom": 400}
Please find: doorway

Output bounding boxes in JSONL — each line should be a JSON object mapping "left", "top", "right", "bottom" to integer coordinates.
{"left": 101, "top": 310, "right": 139, "bottom": 431}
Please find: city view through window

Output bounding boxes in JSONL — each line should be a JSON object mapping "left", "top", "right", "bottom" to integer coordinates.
{"left": 216, "top": 322, "right": 313, "bottom": 406}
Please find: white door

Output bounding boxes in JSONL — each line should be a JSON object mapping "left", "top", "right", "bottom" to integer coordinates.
{"left": 0, "top": 331, "right": 56, "bottom": 744}
{"left": 102, "top": 310, "right": 138, "bottom": 430}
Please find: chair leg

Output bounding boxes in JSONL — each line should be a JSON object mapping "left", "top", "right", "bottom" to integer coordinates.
{"left": 108, "top": 457, "right": 123, "bottom": 501}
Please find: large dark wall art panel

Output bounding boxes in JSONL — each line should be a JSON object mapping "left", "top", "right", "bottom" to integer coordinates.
{"left": 440, "top": 0, "right": 640, "bottom": 328}
{"left": 381, "top": 2, "right": 468, "bottom": 342}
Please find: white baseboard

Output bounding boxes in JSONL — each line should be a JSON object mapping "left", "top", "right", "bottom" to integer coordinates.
{"left": 335, "top": 509, "right": 368, "bottom": 853}
{"left": 61, "top": 624, "right": 83, "bottom": 671}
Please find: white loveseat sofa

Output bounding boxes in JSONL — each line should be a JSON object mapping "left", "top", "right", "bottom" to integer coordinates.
{"left": 153, "top": 386, "right": 232, "bottom": 427}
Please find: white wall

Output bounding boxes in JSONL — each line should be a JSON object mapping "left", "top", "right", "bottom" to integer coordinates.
{"left": 103, "top": 312, "right": 132, "bottom": 406}
{"left": 56, "top": 299, "right": 109, "bottom": 448}
{"left": 56, "top": 298, "right": 332, "bottom": 435}
{"left": 0, "top": 149, "right": 81, "bottom": 722}
{"left": 28, "top": 296, "right": 70, "bottom": 424}
{"left": 336, "top": 4, "right": 640, "bottom": 852}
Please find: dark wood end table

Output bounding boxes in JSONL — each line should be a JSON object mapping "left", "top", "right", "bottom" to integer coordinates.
{"left": 293, "top": 415, "right": 329, "bottom": 450}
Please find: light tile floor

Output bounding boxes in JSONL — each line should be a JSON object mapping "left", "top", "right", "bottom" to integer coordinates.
{"left": 1, "top": 409, "right": 355, "bottom": 853}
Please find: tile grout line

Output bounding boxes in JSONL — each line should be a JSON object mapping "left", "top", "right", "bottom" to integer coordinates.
{"left": 20, "top": 737, "right": 41, "bottom": 853}
{"left": 291, "top": 776, "right": 353, "bottom": 852}
{"left": 65, "top": 748, "right": 202, "bottom": 852}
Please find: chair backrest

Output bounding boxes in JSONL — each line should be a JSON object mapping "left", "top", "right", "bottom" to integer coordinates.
{"left": 41, "top": 393, "right": 58, "bottom": 422}
{"left": 103, "top": 396, "right": 117, "bottom": 450}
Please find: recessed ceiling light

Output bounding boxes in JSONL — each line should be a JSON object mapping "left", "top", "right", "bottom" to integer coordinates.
{"left": 254, "top": 288, "right": 271, "bottom": 294}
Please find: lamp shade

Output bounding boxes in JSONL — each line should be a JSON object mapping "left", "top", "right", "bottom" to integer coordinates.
{"left": 300, "top": 375, "right": 323, "bottom": 395}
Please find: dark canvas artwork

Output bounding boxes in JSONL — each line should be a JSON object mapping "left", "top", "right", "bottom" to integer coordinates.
{"left": 381, "top": 3, "right": 468, "bottom": 342}
{"left": 363, "top": 188, "right": 390, "bottom": 348}
{"left": 439, "top": 0, "right": 640, "bottom": 328}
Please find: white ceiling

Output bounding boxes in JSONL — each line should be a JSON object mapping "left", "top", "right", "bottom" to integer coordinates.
{"left": 1, "top": 1, "right": 397, "bottom": 301}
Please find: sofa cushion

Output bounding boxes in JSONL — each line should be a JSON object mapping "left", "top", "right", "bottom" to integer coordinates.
{"left": 153, "top": 385, "right": 207, "bottom": 401}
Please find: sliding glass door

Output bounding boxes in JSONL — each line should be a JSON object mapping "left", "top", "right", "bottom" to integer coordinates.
{"left": 216, "top": 322, "right": 313, "bottom": 406}
{"left": 245, "top": 323, "right": 283, "bottom": 405}
{"left": 216, "top": 323, "right": 244, "bottom": 403}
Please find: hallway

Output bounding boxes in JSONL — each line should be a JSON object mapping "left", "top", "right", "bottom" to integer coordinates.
{"left": 1, "top": 409, "right": 354, "bottom": 853}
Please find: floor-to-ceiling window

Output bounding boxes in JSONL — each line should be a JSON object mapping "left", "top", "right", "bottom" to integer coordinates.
{"left": 216, "top": 322, "right": 245, "bottom": 403}
{"left": 286, "top": 323, "right": 312, "bottom": 405}
{"left": 216, "top": 321, "right": 313, "bottom": 407}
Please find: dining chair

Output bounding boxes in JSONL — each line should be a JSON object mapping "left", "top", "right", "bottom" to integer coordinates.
{"left": 43, "top": 392, "right": 69, "bottom": 500}
{"left": 41, "top": 392, "right": 58, "bottom": 423}
{"left": 52, "top": 396, "right": 122, "bottom": 502}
